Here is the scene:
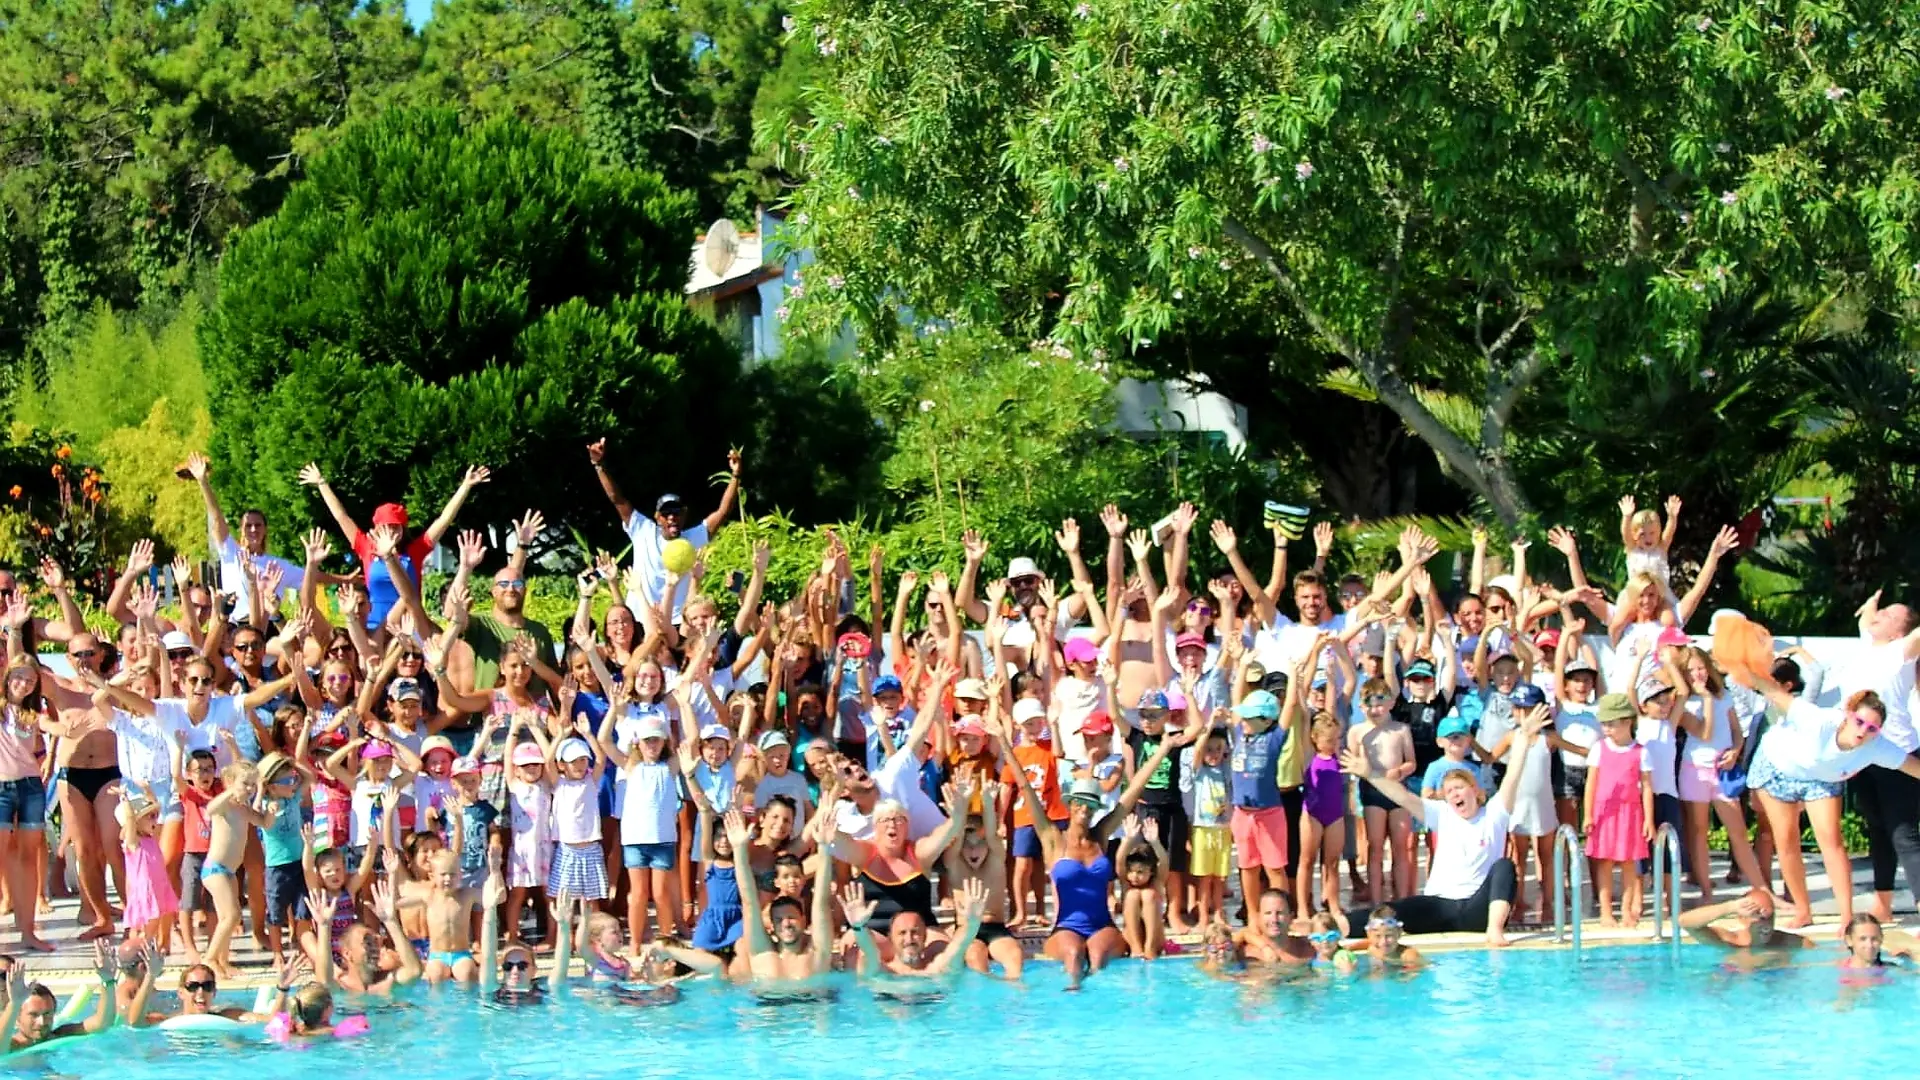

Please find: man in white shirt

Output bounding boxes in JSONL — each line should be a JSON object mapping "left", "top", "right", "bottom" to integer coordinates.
{"left": 587, "top": 440, "right": 740, "bottom": 623}
{"left": 182, "top": 452, "right": 305, "bottom": 622}
{"left": 1842, "top": 590, "right": 1920, "bottom": 922}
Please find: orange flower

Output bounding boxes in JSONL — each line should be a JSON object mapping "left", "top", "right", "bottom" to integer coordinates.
{"left": 49, "top": 464, "right": 63, "bottom": 479}
{"left": 6, "top": 485, "right": 18, "bottom": 499}
{"left": 55, "top": 445, "right": 71, "bottom": 461}
{"left": 34, "top": 524, "right": 49, "bottom": 538}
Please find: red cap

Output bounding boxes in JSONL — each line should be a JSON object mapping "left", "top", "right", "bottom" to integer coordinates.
{"left": 1534, "top": 628, "right": 1562, "bottom": 652}
{"left": 1081, "top": 711, "right": 1114, "bottom": 735}
{"left": 372, "top": 502, "right": 409, "bottom": 528}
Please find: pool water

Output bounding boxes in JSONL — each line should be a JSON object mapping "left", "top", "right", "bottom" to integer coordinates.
{"left": 9, "top": 946, "right": 1911, "bottom": 1079}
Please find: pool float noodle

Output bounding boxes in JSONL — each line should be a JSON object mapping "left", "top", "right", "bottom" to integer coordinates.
{"left": 52, "top": 983, "right": 91, "bottom": 1026}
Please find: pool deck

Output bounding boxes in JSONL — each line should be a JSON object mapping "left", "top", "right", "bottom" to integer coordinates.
{"left": 6, "top": 852, "right": 1898, "bottom": 989}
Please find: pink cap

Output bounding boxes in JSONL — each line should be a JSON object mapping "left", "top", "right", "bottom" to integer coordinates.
{"left": 1174, "top": 631, "right": 1207, "bottom": 652}
{"left": 360, "top": 741, "right": 393, "bottom": 760}
{"left": 1063, "top": 637, "right": 1100, "bottom": 664}
{"left": 953, "top": 716, "right": 987, "bottom": 738}
{"left": 1656, "top": 626, "right": 1692, "bottom": 649}
{"left": 1165, "top": 689, "right": 1189, "bottom": 712}
{"left": 451, "top": 756, "right": 481, "bottom": 777}
{"left": 511, "top": 743, "right": 546, "bottom": 766}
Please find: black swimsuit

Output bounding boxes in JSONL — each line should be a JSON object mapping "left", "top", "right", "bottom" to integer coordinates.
{"left": 857, "top": 861, "right": 937, "bottom": 935}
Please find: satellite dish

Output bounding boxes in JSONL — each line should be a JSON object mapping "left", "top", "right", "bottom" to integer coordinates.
{"left": 702, "top": 219, "right": 741, "bottom": 278}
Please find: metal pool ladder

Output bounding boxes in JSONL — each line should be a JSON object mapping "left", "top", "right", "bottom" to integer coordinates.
{"left": 1551, "top": 824, "right": 1585, "bottom": 956}
{"left": 1649, "top": 822, "right": 1683, "bottom": 961}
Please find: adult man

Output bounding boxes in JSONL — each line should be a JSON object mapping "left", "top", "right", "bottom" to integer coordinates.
{"left": 844, "top": 877, "right": 987, "bottom": 980}
{"left": 1232, "top": 888, "right": 1313, "bottom": 965}
{"left": 452, "top": 514, "right": 553, "bottom": 698}
{"left": 587, "top": 439, "right": 741, "bottom": 623}
{"left": 723, "top": 809, "right": 835, "bottom": 989}
{"left": 1843, "top": 590, "right": 1920, "bottom": 924}
{"left": 298, "top": 460, "right": 490, "bottom": 629}
{"left": 831, "top": 666, "right": 950, "bottom": 842}
{"left": 182, "top": 452, "right": 307, "bottom": 622}
{"left": 1680, "top": 891, "right": 1818, "bottom": 954}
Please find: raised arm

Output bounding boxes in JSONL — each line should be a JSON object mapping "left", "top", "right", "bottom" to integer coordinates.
{"left": 1494, "top": 705, "right": 1550, "bottom": 813}
{"left": 1338, "top": 746, "right": 1426, "bottom": 825}
{"left": 1676, "top": 525, "right": 1740, "bottom": 628}
{"left": 298, "top": 463, "right": 363, "bottom": 546}
{"left": 422, "top": 466, "right": 489, "bottom": 549}
{"left": 1054, "top": 517, "right": 1096, "bottom": 621}
{"left": 586, "top": 438, "right": 635, "bottom": 524}
{"left": 1210, "top": 521, "right": 1280, "bottom": 628}
{"left": 702, "top": 449, "right": 743, "bottom": 536}
{"left": 1096, "top": 723, "right": 1199, "bottom": 841}
{"left": 956, "top": 530, "right": 990, "bottom": 625}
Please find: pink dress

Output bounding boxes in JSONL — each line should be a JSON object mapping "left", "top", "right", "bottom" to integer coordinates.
{"left": 123, "top": 834, "right": 180, "bottom": 929}
{"left": 1585, "top": 740, "right": 1649, "bottom": 862}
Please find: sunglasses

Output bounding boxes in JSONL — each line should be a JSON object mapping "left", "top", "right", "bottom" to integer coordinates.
{"left": 182, "top": 979, "right": 217, "bottom": 993}
{"left": 69, "top": 648, "right": 98, "bottom": 660}
{"left": 1186, "top": 603, "right": 1214, "bottom": 617}
{"left": 327, "top": 645, "right": 353, "bottom": 656}
{"left": 399, "top": 653, "right": 423, "bottom": 661}
{"left": 1364, "top": 694, "right": 1393, "bottom": 706}
{"left": 1308, "top": 931, "right": 1342, "bottom": 944}
{"left": 232, "top": 640, "right": 262, "bottom": 651}
{"left": 502, "top": 959, "right": 530, "bottom": 972}
{"left": 1852, "top": 712, "right": 1884, "bottom": 735}
{"left": 1367, "top": 918, "right": 1403, "bottom": 931}
{"left": 167, "top": 649, "right": 194, "bottom": 660}
{"left": 185, "top": 675, "right": 215, "bottom": 688}
{"left": 325, "top": 674, "right": 355, "bottom": 684}
{"left": 494, "top": 580, "right": 527, "bottom": 592}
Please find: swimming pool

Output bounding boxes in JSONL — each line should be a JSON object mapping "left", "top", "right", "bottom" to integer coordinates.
{"left": 8, "top": 946, "right": 1908, "bottom": 1078}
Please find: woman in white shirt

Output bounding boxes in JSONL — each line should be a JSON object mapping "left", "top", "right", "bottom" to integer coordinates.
{"left": 1744, "top": 674, "right": 1920, "bottom": 931}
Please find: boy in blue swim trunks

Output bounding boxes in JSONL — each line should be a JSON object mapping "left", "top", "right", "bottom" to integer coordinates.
{"left": 201, "top": 743, "right": 270, "bottom": 980}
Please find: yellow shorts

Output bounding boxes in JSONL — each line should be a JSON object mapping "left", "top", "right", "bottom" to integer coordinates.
{"left": 1189, "top": 823, "right": 1232, "bottom": 879}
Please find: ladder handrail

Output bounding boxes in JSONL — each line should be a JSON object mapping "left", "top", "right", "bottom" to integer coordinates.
{"left": 1551, "top": 823, "right": 1584, "bottom": 956}
{"left": 1650, "top": 822, "right": 1683, "bottom": 960}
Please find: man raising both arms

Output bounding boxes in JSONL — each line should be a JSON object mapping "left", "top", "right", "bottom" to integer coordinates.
{"left": 588, "top": 440, "right": 741, "bottom": 625}
{"left": 182, "top": 452, "right": 312, "bottom": 622}
{"left": 722, "top": 807, "right": 834, "bottom": 993}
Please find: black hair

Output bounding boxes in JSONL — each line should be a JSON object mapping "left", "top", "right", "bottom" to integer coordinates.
{"left": 1770, "top": 657, "right": 1804, "bottom": 695}
{"left": 187, "top": 748, "right": 218, "bottom": 768}
{"left": 768, "top": 894, "right": 806, "bottom": 918}
{"left": 1011, "top": 671, "right": 1043, "bottom": 699}
{"left": 771, "top": 852, "right": 804, "bottom": 874}
{"left": 1124, "top": 847, "right": 1159, "bottom": 874}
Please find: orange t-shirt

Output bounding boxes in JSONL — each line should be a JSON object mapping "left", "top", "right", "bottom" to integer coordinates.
{"left": 1002, "top": 743, "right": 1066, "bottom": 828}
{"left": 947, "top": 749, "right": 1000, "bottom": 816}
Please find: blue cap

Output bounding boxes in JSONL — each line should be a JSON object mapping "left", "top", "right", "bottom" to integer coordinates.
{"left": 1404, "top": 658, "right": 1436, "bottom": 679}
{"left": 1508, "top": 684, "right": 1546, "bottom": 710}
{"left": 1233, "top": 690, "right": 1280, "bottom": 720}
{"left": 874, "top": 675, "right": 903, "bottom": 695}
{"left": 1136, "top": 688, "right": 1169, "bottom": 711}
{"left": 1438, "top": 715, "right": 1473, "bottom": 739}
{"left": 1310, "top": 673, "right": 1329, "bottom": 690}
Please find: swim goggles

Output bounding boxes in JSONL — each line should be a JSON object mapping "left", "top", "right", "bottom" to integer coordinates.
{"left": 1308, "top": 931, "right": 1343, "bottom": 945}
{"left": 1366, "top": 917, "right": 1403, "bottom": 931}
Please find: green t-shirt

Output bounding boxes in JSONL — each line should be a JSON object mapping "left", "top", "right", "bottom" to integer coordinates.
{"left": 464, "top": 613, "right": 556, "bottom": 696}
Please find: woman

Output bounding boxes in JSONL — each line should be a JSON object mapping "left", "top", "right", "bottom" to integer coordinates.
{"left": 1340, "top": 703, "right": 1551, "bottom": 946}
{"left": 1004, "top": 714, "right": 1196, "bottom": 987}
{"left": 827, "top": 782, "right": 970, "bottom": 955}
{"left": 0, "top": 659, "right": 52, "bottom": 950}
{"left": 1739, "top": 674, "right": 1920, "bottom": 929}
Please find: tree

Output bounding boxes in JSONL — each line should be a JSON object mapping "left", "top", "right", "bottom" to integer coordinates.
{"left": 778, "top": 0, "right": 1920, "bottom": 526}
{"left": 201, "top": 107, "right": 744, "bottom": 548}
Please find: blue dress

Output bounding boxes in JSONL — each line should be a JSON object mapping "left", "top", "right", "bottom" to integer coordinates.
{"left": 692, "top": 863, "right": 744, "bottom": 951}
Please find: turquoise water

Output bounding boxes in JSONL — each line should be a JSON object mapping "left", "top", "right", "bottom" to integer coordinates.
{"left": 7, "top": 947, "right": 1912, "bottom": 1078}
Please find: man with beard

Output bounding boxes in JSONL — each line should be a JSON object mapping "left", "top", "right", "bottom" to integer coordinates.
{"left": 1232, "top": 888, "right": 1313, "bottom": 965}
{"left": 723, "top": 809, "right": 836, "bottom": 993}
{"left": 588, "top": 440, "right": 741, "bottom": 624}
{"left": 844, "top": 876, "right": 989, "bottom": 988}
{"left": 453, "top": 515, "right": 556, "bottom": 701}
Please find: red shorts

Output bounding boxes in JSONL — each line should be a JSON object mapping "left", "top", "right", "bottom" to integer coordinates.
{"left": 1230, "top": 805, "right": 1290, "bottom": 870}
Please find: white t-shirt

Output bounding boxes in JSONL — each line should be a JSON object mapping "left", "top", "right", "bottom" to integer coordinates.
{"left": 834, "top": 746, "right": 946, "bottom": 841}
{"left": 1635, "top": 715, "right": 1678, "bottom": 797}
{"left": 1250, "top": 616, "right": 1341, "bottom": 678}
{"left": 618, "top": 760, "right": 681, "bottom": 846}
{"left": 622, "top": 515, "right": 710, "bottom": 622}
{"left": 1760, "top": 699, "right": 1911, "bottom": 784}
{"left": 1556, "top": 699, "right": 1601, "bottom": 769}
{"left": 1050, "top": 676, "right": 1109, "bottom": 766}
{"left": 214, "top": 533, "right": 305, "bottom": 622}
{"left": 1840, "top": 637, "right": 1919, "bottom": 753}
{"left": 1682, "top": 693, "right": 1736, "bottom": 767}
{"left": 1422, "top": 799, "right": 1511, "bottom": 900}
{"left": 553, "top": 775, "right": 600, "bottom": 844}
{"left": 109, "top": 709, "right": 173, "bottom": 792}
{"left": 754, "top": 768, "right": 811, "bottom": 812}
{"left": 152, "top": 695, "right": 250, "bottom": 766}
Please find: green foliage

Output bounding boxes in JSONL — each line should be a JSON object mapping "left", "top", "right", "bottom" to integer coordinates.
{"left": 736, "top": 342, "right": 886, "bottom": 525}
{"left": 202, "top": 108, "right": 746, "bottom": 559}
{"left": 13, "top": 295, "right": 209, "bottom": 455}
{"left": 0, "top": 430, "right": 113, "bottom": 596}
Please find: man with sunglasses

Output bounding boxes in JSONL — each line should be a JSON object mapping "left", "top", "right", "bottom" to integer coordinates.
{"left": 182, "top": 452, "right": 308, "bottom": 623}
{"left": 588, "top": 440, "right": 741, "bottom": 624}
{"left": 37, "top": 632, "right": 132, "bottom": 940}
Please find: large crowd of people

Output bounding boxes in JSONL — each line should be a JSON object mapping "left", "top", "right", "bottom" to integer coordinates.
{"left": 0, "top": 448, "right": 1917, "bottom": 1044}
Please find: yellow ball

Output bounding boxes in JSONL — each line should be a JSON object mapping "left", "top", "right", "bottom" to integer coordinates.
{"left": 661, "top": 537, "right": 696, "bottom": 575}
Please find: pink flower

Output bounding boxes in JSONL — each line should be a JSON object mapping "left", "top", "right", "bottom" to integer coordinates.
{"left": 1826, "top": 85, "right": 1849, "bottom": 101}
{"left": 1295, "top": 160, "right": 1315, "bottom": 180}
{"left": 1696, "top": 16, "right": 1713, "bottom": 30}
{"left": 1251, "top": 133, "right": 1273, "bottom": 154}
{"left": 776, "top": 305, "right": 791, "bottom": 320}
{"left": 818, "top": 37, "right": 837, "bottom": 55}
{"left": 1720, "top": 190, "right": 1738, "bottom": 205}
{"left": 1074, "top": 2, "right": 1091, "bottom": 16}
{"left": 1113, "top": 156, "right": 1130, "bottom": 173}
{"left": 827, "top": 274, "right": 845, "bottom": 290}
{"left": 788, "top": 284, "right": 806, "bottom": 299}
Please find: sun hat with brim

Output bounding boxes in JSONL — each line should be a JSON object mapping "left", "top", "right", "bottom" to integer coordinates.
{"left": 953, "top": 678, "right": 989, "bottom": 701}
{"left": 421, "top": 735, "right": 457, "bottom": 760}
{"left": 1565, "top": 658, "right": 1598, "bottom": 677}
{"left": 257, "top": 752, "right": 296, "bottom": 783}
{"left": 757, "top": 730, "right": 791, "bottom": 751}
{"left": 1006, "top": 557, "right": 1042, "bottom": 581}
{"left": 636, "top": 718, "right": 671, "bottom": 741}
{"left": 161, "top": 630, "right": 194, "bottom": 653}
{"left": 698, "top": 723, "right": 733, "bottom": 743}
{"left": 1066, "top": 777, "right": 1104, "bottom": 807}
{"left": 1234, "top": 690, "right": 1281, "bottom": 720}
{"left": 1596, "top": 693, "right": 1638, "bottom": 725}
{"left": 953, "top": 716, "right": 988, "bottom": 738}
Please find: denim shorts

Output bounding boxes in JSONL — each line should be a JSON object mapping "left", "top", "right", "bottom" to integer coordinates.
{"left": 0, "top": 776, "right": 46, "bottom": 830}
{"left": 623, "top": 842, "right": 676, "bottom": 870}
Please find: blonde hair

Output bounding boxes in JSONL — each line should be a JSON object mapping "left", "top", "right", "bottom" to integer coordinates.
{"left": 290, "top": 982, "right": 331, "bottom": 1029}
{"left": 220, "top": 761, "right": 259, "bottom": 790}
{"left": 872, "top": 799, "right": 909, "bottom": 824}
{"left": 1309, "top": 713, "right": 1341, "bottom": 747}
{"left": 586, "top": 912, "right": 621, "bottom": 940}
{"left": 1440, "top": 768, "right": 1482, "bottom": 793}
{"left": 1629, "top": 508, "right": 1661, "bottom": 535}
{"left": 1681, "top": 646, "right": 1725, "bottom": 696}
{"left": 1309, "top": 911, "right": 1342, "bottom": 935}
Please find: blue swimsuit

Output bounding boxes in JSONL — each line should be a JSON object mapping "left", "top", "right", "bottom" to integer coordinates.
{"left": 1050, "top": 854, "right": 1115, "bottom": 937}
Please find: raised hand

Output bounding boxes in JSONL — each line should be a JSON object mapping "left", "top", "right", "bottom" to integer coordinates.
{"left": 1171, "top": 502, "right": 1198, "bottom": 535}
{"left": 370, "top": 524, "right": 402, "bottom": 560}
{"left": 756, "top": 540, "right": 774, "bottom": 576}
{"left": 457, "top": 529, "right": 487, "bottom": 570}
{"left": 1209, "top": 520, "right": 1237, "bottom": 555}
{"left": 895, "top": 569, "right": 919, "bottom": 601}
{"left": 184, "top": 451, "right": 211, "bottom": 482}
{"left": 1126, "top": 528, "right": 1152, "bottom": 562}
{"left": 36, "top": 558, "right": 66, "bottom": 590}
{"left": 586, "top": 438, "right": 608, "bottom": 466}
{"left": 126, "top": 538, "right": 155, "bottom": 577}
{"left": 962, "top": 529, "right": 988, "bottom": 563}
{"left": 277, "top": 951, "right": 314, "bottom": 990}
{"left": 337, "top": 585, "right": 362, "bottom": 619}
{"left": 91, "top": 939, "right": 115, "bottom": 985}
{"left": 298, "top": 462, "right": 327, "bottom": 488}
{"left": 1141, "top": 816, "right": 1161, "bottom": 846}
{"left": 307, "top": 886, "right": 332, "bottom": 928}
{"left": 957, "top": 876, "right": 988, "bottom": 921}
{"left": 463, "top": 465, "right": 492, "bottom": 488}
{"left": 372, "top": 878, "right": 398, "bottom": 923}
{"left": 1519, "top": 703, "right": 1552, "bottom": 737}
{"left": 1100, "top": 503, "right": 1128, "bottom": 538}
{"left": 513, "top": 510, "right": 546, "bottom": 549}
{"left": 303, "top": 528, "right": 332, "bottom": 565}
{"left": 723, "top": 808, "right": 753, "bottom": 851}
{"left": 1665, "top": 495, "right": 1682, "bottom": 519}
{"left": 985, "top": 578, "right": 1009, "bottom": 611}
{"left": 1709, "top": 525, "right": 1740, "bottom": 558}
{"left": 1409, "top": 566, "right": 1432, "bottom": 596}
{"left": 1617, "top": 495, "right": 1636, "bottom": 519}
{"left": 1546, "top": 525, "right": 1579, "bottom": 557}
{"left": 1313, "top": 520, "right": 1334, "bottom": 558}
{"left": 928, "top": 571, "right": 952, "bottom": 599}
{"left": 1121, "top": 814, "right": 1143, "bottom": 841}
{"left": 129, "top": 580, "right": 160, "bottom": 621}
{"left": 727, "top": 447, "right": 744, "bottom": 477}
{"left": 1337, "top": 748, "right": 1375, "bottom": 778}
{"left": 1055, "top": 517, "right": 1081, "bottom": 554}
{"left": 838, "top": 881, "right": 877, "bottom": 929}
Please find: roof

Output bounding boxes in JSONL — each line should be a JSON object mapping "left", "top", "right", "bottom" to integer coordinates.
{"left": 686, "top": 221, "right": 778, "bottom": 298}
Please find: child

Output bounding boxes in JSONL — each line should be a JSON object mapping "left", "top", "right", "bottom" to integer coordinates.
{"left": 581, "top": 910, "right": 634, "bottom": 983}
{"left": 298, "top": 830, "right": 375, "bottom": 969}
{"left": 1298, "top": 714, "right": 1347, "bottom": 915}
{"left": 422, "top": 848, "right": 483, "bottom": 984}
{"left": 1306, "top": 911, "right": 1356, "bottom": 971}
{"left": 1123, "top": 689, "right": 1190, "bottom": 932}
{"left": 1179, "top": 722, "right": 1232, "bottom": 928}
{"left": 1422, "top": 716, "right": 1490, "bottom": 797}
{"left": 390, "top": 830, "right": 446, "bottom": 957}
{"left": 1348, "top": 677, "right": 1416, "bottom": 902}
{"left": 688, "top": 806, "right": 744, "bottom": 958}
{"left": 1485, "top": 681, "right": 1558, "bottom": 925}
{"left": 1116, "top": 814, "right": 1169, "bottom": 959}
{"left": 1077, "top": 711, "right": 1127, "bottom": 827}
{"left": 413, "top": 734, "right": 459, "bottom": 839}
{"left": 1002, "top": 698, "right": 1067, "bottom": 928}
{"left": 169, "top": 736, "right": 221, "bottom": 962}
{"left": 1618, "top": 494, "right": 1681, "bottom": 608}
{"left": 547, "top": 734, "right": 611, "bottom": 909}
{"left": 320, "top": 730, "right": 421, "bottom": 873}
{"left": 1362, "top": 903, "right": 1425, "bottom": 968}
{"left": 1584, "top": 693, "right": 1653, "bottom": 927}
{"left": 117, "top": 785, "right": 178, "bottom": 944}
{"left": 256, "top": 752, "right": 310, "bottom": 967}
{"left": 202, "top": 745, "right": 270, "bottom": 979}
{"left": 446, "top": 757, "right": 498, "bottom": 897}
{"left": 598, "top": 705, "right": 683, "bottom": 948}
{"left": 502, "top": 715, "right": 556, "bottom": 951}
{"left": 1050, "top": 636, "right": 1113, "bottom": 768}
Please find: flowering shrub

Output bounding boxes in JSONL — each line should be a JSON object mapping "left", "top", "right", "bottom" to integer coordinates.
{"left": 1, "top": 429, "right": 115, "bottom": 599}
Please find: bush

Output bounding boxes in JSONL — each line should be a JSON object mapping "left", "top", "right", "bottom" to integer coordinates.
{"left": 202, "top": 108, "right": 746, "bottom": 558}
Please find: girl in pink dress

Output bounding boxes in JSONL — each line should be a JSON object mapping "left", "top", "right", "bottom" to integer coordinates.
{"left": 118, "top": 784, "right": 180, "bottom": 941}
{"left": 1583, "top": 697, "right": 1653, "bottom": 927}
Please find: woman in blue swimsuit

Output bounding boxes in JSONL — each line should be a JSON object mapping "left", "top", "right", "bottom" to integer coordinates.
{"left": 1004, "top": 717, "right": 1198, "bottom": 988}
